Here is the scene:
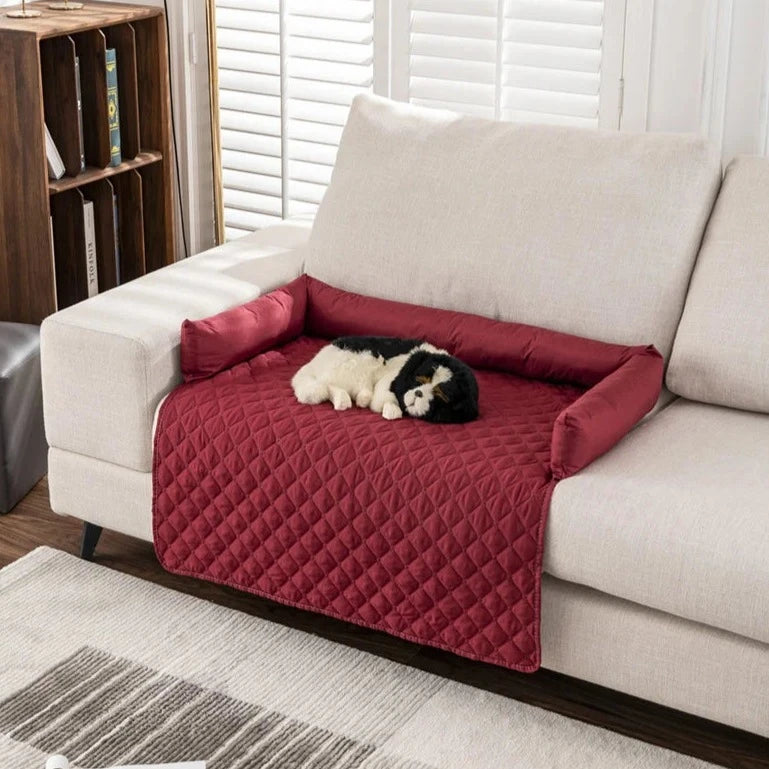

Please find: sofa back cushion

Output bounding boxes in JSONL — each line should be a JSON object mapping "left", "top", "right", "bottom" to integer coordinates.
{"left": 667, "top": 156, "right": 769, "bottom": 412}
{"left": 305, "top": 95, "right": 720, "bottom": 358}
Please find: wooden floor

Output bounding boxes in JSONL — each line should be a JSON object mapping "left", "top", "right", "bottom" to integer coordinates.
{"left": 2, "top": 478, "right": 768, "bottom": 769}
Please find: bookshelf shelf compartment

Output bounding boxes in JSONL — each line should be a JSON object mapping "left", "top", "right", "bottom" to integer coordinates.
{"left": 48, "top": 150, "right": 162, "bottom": 195}
{"left": 40, "top": 35, "right": 81, "bottom": 177}
{"left": 0, "top": 1, "right": 175, "bottom": 324}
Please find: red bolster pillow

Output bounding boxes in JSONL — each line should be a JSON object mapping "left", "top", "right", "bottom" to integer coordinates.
{"left": 550, "top": 346, "right": 664, "bottom": 479}
{"left": 180, "top": 275, "right": 307, "bottom": 382}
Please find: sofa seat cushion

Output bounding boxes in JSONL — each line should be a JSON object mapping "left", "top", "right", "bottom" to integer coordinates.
{"left": 307, "top": 95, "right": 721, "bottom": 358}
{"left": 546, "top": 399, "right": 769, "bottom": 644}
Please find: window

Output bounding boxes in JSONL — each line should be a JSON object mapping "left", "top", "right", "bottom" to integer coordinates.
{"left": 214, "top": 0, "right": 374, "bottom": 240}
{"left": 213, "top": 0, "right": 624, "bottom": 239}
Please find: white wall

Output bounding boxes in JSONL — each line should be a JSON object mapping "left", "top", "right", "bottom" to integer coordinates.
{"left": 624, "top": 0, "right": 769, "bottom": 162}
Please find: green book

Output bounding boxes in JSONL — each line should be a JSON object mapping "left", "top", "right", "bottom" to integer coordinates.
{"left": 105, "top": 48, "right": 122, "bottom": 167}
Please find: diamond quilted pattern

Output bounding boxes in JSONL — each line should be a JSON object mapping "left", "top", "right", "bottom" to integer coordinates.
{"left": 154, "top": 336, "right": 583, "bottom": 672}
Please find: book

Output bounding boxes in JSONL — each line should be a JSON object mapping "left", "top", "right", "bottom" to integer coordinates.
{"left": 75, "top": 56, "right": 85, "bottom": 171}
{"left": 44, "top": 124, "right": 65, "bottom": 180}
{"left": 49, "top": 215, "right": 58, "bottom": 310}
{"left": 112, "top": 189, "right": 121, "bottom": 285}
{"left": 105, "top": 48, "right": 122, "bottom": 167}
{"left": 83, "top": 200, "right": 99, "bottom": 297}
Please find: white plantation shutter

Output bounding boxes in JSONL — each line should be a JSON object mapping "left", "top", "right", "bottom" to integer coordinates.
{"left": 215, "top": 0, "right": 374, "bottom": 239}
{"left": 286, "top": 1, "right": 374, "bottom": 218}
{"left": 408, "top": 0, "right": 499, "bottom": 118}
{"left": 393, "top": 0, "right": 624, "bottom": 128}
{"left": 216, "top": 0, "right": 283, "bottom": 239}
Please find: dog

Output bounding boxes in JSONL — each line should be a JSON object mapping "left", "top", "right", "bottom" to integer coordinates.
{"left": 291, "top": 336, "right": 479, "bottom": 423}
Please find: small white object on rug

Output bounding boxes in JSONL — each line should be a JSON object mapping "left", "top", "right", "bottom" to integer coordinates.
{"left": 46, "top": 757, "right": 204, "bottom": 769}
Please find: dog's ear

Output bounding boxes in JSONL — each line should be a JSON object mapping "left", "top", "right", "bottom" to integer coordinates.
{"left": 432, "top": 384, "right": 450, "bottom": 403}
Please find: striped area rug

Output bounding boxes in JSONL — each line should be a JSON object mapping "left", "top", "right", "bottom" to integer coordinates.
{"left": 0, "top": 548, "right": 715, "bottom": 769}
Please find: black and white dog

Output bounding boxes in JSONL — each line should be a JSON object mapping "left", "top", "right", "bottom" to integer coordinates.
{"left": 292, "top": 336, "right": 479, "bottom": 423}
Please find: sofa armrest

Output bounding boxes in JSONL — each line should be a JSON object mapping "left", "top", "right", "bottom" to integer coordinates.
{"left": 41, "top": 219, "right": 311, "bottom": 473}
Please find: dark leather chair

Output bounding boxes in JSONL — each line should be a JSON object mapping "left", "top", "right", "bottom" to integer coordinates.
{"left": 0, "top": 323, "right": 47, "bottom": 513}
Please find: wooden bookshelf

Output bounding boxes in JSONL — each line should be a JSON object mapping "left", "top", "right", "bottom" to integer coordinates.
{"left": 0, "top": 1, "right": 175, "bottom": 324}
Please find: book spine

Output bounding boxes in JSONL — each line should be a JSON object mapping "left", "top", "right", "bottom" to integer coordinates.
{"left": 49, "top": 215, "right": 59, "bottom": 310}
{"left": 44, "top": 123, "right": 65, "bottom": 180}
{"left": 112, "top": 191, "right": 121, "bottom": 285}
{"left": 105, "top": 48, "right": 122, "bottom": 167}
{"left": 83, "top": 200, "right": 99, "bottom": 297}
{"left": 75, "top": 56, "right": 85, "bottom": 171}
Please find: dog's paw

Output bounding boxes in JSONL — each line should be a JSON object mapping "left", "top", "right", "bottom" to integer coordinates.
{"left": 332, "top": 390, "right": 352, "bottom": 411}
{"left": 355, "top": 389, "right": 373, "bottom": 408}
{"left": 382, "top": 403, "right": 402, "bottom": 420}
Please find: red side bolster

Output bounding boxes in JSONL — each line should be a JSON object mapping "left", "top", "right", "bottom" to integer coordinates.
{"left": 306, "top": 276, "right": 653, "bottom": 387}
{"left": 550, "top": 346, "right": 663, "bottom": 479}
{"left": 180, "top": 274, "right": 308, "bottom": 382}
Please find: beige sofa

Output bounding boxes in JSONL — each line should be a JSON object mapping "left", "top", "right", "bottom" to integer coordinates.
{"left": 41, "top": 96, "right": 769, "bottom": 737}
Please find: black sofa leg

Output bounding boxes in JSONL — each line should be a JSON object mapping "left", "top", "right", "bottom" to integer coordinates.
{"left": 80, "top": 522, "right": 103, "bottom": 561}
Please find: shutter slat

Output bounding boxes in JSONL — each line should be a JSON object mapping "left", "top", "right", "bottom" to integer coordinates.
{"left": 411, "top": 97, "right": 495, "bottom": 118}
{"left": 287, "top": 79, "right": 364, "bottom": 106}
{"left": 217, "top": 49, "right": 280, "bottom": 76}
{"left": 217, "top": 29, "right": 280, "bottom": 55}
{"left": 504, "top": 42, "right": 600, "bottom": 73}
{"left": 287, "top": 179, "right": 327, "bottom": 204}
{"left": 288, "top": 139, "right": 338, "bottom": 166}
{"left": 224, "top": 209, "right": 283, "bottom": 232}
{"left": 288, "top": 119, "right": 345, "bottom": 146}
{"left": 222, "top": 149, "right": 282, "bottom": 177}
{"left": 412, "top": 12, "right": 498, "bottom": 39}
{"left": 219, "top": 90, "right": 281, "bottom": 117}
{"left": 223, "top": 188, "right": 283, "bottom": 216}
{"left": 411, "top": 33, "right": 497, "bottom": 61}
{"left": 288, "top": 200, "right": 319, "bottom": 217}
{"left": 502, "top": 64, "right": 599, "bottom": 95}
{"left": 506, "top": 0, "right": 603, "bottom": 26}
{"left": 411, "top": 0, "right": 497, "bottom": 14}
{"left": 220, "top": 129, "right": 281, "bottom": 157}
{"left": 289, "top": 0, "right": 373, "bottom": 23}
{"left": 222, "top": 169, "right": 282, "bottom": 196}
{"left": 220, "top": 110, "right": 281, "bottom": 136}
{"left": 218, "top": 70, "right": 281, "bottom": 96}
{"left": 289, "top": 17, "right": 372, "bottom": 44}
{"left": 217, "top": 0, "right": 276, "bottom": 12}
{"left": 410, "top": 76, "right": 495, "bottom": 106}
{"left": 216, "top": 9, "right": 279, "bottom": 34}
{"left": 288, "top": 159, "right": 334, "bottom": 185}
{"left": 501, "top": 86, "right": 598, "bottom": 117}
{"left": 288, "top": 99, "right": 351, "bottom": 126}
{"left": 289, "top": 37, "right": 372, "bottom": 65}
{"left": 411, "top": 55, "right": 496, "bottom": 84}
{"left": 503, "top": 19, "right": 602, "bottom": 49}
{"left": 288, "top": 59, "right": 373, "bottom": 87}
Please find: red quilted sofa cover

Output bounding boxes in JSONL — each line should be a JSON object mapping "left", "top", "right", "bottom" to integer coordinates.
{"left": 153, "top": 276, "right": 662, "bottom": 671}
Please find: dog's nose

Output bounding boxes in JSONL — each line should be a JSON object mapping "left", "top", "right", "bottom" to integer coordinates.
{"left": 414, "top": 390, "right": 423, "bottom": 398}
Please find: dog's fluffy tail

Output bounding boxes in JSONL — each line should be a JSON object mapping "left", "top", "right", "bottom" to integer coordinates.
{"left": 292, "top": 371, "right": 329, "bottom": 405}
